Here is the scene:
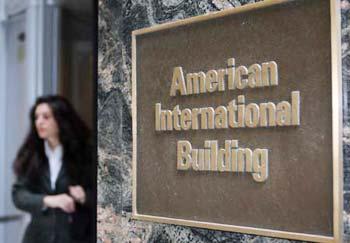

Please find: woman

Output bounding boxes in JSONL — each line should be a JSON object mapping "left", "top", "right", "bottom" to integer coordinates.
{"left": 12, "top": 95, "right": 93, "bottom": 243}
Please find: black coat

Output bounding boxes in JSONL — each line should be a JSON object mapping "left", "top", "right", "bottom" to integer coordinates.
{"left": 12, "top": 162, "right": 93, "bottom": 243}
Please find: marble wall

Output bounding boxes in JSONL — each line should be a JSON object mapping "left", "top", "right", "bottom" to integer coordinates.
{"left": 98, "top": 0, "right": 350, "bottom": 242}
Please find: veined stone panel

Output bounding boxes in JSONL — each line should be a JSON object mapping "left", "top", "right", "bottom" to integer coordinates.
{"left": 98, "top": 0, "right": 350, "bottom": 242}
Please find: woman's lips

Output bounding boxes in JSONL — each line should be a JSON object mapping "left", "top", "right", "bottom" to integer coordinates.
{"left": 38, "top": 128, "right": 45, "bottom": 134}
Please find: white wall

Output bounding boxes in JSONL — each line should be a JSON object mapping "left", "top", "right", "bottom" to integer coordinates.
{"left": 0, "top": 12, "right": 7, "bottom": 243}
{"left": 5, "top": 0, "right": 29, "bottom": 18}
{"left": 0, "top": 13, "right": 30, "bottom": 243}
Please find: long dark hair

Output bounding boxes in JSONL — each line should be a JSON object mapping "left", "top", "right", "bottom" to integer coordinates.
{"left": 13, "top": 95, "right": 92, "bottom": 186}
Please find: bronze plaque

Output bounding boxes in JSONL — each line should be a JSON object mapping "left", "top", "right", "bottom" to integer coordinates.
{"left": 132, "top": 0, "right": 343, "bottom": 242}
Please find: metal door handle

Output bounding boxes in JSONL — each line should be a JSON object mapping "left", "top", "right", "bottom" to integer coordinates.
{"left": 0, "top": 215, "right": 22, "bottom": 222}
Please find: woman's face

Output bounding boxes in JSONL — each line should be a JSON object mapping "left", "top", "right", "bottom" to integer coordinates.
{"left": 35, "top": 103, "right": 59, "bottom": 140}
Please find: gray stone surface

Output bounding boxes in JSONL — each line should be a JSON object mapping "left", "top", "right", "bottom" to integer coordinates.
{"left": 98, "top": 0, "right": 350, "bottom": 242}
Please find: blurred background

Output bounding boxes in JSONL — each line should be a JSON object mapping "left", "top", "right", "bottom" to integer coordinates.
{"left": 0, "top": 0, "right": 95, "bottom": 242}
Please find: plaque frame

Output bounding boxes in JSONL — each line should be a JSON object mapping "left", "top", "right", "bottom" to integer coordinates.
{"left": 131, "top": 0, "right": 343, "bottom": 242}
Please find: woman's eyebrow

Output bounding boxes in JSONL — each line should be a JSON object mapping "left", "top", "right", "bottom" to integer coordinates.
{"left": 35, "top": 111, "right": 48, "bottom": 116}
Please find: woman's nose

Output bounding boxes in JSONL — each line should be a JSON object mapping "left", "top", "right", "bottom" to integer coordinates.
{"left": 36, "top": 117, "right": 44, "bottom": 125}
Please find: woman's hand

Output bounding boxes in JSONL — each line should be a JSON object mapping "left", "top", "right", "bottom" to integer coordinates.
{"left": 69, "top": 185, "right": 86, "bottom": 204}
{"left": 43, "top": 194, "right": 75, "bottom": 213}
